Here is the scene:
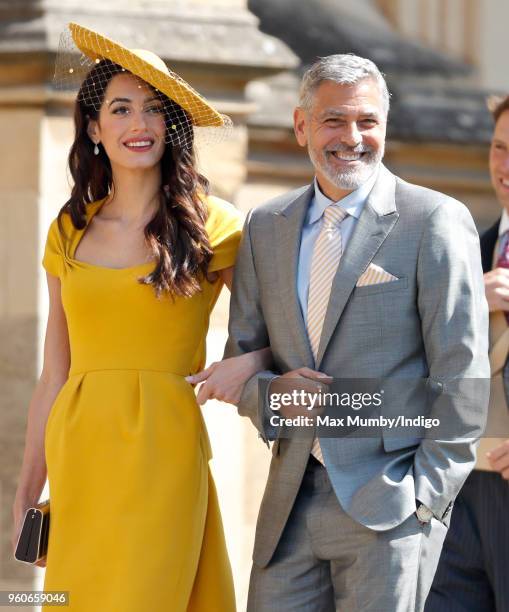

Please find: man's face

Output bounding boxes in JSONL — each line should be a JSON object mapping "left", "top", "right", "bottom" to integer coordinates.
{"left": 294, "top": 79, "right": 387, "bottom": 200}
{"left": 490, "top": 110, "right": 509, "bottom": 211}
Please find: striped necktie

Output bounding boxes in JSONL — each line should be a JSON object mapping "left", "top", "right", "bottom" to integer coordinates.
{"left": 307, "top": 205, "right": 348, "bottom": 464}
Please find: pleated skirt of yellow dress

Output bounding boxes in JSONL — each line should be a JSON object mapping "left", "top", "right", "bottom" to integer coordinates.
{"left": 42, "top": 370, "right": 236, "bottom": 611}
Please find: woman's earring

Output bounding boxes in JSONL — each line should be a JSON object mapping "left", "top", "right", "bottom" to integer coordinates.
{"left": 93, "top": 142, "right": 100, "bottom": 156}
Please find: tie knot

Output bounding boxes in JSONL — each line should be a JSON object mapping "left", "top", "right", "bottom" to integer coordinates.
{"left": 323, "top": 205, "right": 347, "bottom": 227}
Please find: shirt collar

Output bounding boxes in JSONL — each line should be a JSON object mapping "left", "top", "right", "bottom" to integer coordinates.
{"left": 499, "top": 209, "right": 509, "bottom": 237}
{"left": 308, "top": 166, "right": 379, "bottom": 226}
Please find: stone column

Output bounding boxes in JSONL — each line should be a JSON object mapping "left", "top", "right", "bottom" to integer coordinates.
{"left": 0, "top": 98, "right": 45, "bottom": 606}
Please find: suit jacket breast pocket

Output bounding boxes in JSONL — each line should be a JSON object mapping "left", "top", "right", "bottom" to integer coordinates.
{"left": 353, "top": 276, "right": 408, "bottom": 298}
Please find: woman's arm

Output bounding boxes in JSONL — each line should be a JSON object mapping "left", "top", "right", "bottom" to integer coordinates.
{"left": 190, "top": 265, "right": 271, "bottom": 404}
{"left": 219, "top": 266, "right": 234, "bottom": 291}
{"left": 11, "top": 273, "right": 70, "bottom": 565}
{"left": 186, "top": 347, "right": 272, "bottom": 405}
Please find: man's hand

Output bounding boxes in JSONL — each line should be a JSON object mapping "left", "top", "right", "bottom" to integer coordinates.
{"left": 486, "top": 440, "right": 509, "bottom": 478}
{"left": 484, "top": 268, "right": 509, "bottom": 312}
{"left": 269, "top": 367, "right": 332, "bottom": 419}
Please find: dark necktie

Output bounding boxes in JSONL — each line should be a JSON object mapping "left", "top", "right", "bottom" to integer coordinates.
{"left": 496, "top": 231, "right": 509, "bottom": 325}
{"left": 496, "top": 231, "right": 509, "bottom": 406}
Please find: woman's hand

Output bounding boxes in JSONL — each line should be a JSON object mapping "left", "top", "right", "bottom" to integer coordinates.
{"left": 186, "top": 348, "right": 271, "bottom": 405}
{"left": 12, "top": 501, "right": 26, "bottom": 556}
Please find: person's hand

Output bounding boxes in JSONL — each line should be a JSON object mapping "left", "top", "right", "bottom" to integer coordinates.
{"left": 484, "top": 268, "right": 509, "bottom": 312}
{"left": 486, "top": 440, "right": 509, "bottom": 478}
{"left": 269, "top": 367, "right": 332, "bottom": 419}
{"left": 12, "top": 508, "right": 24, "bottom": 557}
{"left": 11, "top": 501, "right": 47, "bottom": 568}
{"left": 186, "top": 351, "right": 268, "bottom": 405}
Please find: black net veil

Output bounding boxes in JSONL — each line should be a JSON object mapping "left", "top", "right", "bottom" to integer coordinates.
{"left": 53, "top": 23, "right": 233, "bottom": 149}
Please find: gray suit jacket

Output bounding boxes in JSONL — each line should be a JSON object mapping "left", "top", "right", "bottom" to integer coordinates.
{"left": 224, "top": 164, "right": 490, "bottom": 568}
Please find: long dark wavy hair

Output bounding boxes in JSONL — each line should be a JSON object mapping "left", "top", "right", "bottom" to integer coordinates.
{"left": 57, "top": 59, "right": 213, "bottom": 298}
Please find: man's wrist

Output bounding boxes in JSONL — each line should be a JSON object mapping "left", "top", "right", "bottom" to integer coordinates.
{"left": 257, "top": 347, "right": 272, "bottom": 370}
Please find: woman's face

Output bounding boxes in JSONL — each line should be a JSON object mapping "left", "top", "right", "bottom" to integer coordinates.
{"left": 88, "top": 73, "right": 167, "bottom": 170}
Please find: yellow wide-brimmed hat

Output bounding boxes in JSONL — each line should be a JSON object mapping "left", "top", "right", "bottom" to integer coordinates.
{"left": 68, "top": 22, "right": 224, "bottom": 128}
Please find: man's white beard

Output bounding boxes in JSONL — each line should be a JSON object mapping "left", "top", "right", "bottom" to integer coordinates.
{"left": 309, "top": 143, "right": 384, "bottom": 191}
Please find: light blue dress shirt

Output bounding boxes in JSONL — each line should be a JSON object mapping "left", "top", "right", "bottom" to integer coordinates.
{"left": 297, "top": 169, "right": 379, "bottom": 323}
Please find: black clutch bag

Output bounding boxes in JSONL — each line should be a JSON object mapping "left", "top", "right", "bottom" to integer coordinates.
{"left": 14, "top": 500, "right": 50, "bottom": 564}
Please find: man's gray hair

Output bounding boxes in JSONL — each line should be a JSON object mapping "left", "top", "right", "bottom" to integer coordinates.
{"left": 299, "top": 54, "right": 390, "bottom": 115}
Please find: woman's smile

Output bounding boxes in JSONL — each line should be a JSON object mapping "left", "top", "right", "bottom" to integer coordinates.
{"left": 123, "top": 136, "right": 156, "bottom": 152}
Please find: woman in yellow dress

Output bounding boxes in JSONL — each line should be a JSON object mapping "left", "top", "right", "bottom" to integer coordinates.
{"left": 11, "top": 23, "right": 270, "bottom": 611}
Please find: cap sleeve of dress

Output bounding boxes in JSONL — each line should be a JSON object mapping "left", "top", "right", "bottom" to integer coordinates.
{"left": 42, "top": 217, "right": 65, "bottom": 278}
{"left": 206, "top": 196, "right": 244, "bottom": 272}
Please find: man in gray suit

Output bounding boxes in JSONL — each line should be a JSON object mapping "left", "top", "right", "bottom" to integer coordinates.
{"left": 224, "top": 55, "right": 490, "bottom": 611}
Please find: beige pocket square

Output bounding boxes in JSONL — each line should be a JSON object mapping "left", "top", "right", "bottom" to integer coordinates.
{"left": 356, "top": 263, "right": 399, "bottom": 287}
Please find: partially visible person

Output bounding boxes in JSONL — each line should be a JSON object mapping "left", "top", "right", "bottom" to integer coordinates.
{"left": 427, "top": 95, "right": 509, "bottom": 612}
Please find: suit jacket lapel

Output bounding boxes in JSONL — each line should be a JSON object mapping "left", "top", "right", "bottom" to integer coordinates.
{"left": 316, "top": 165, "right": 399, "bottom": 368}
{"left": 480, "top": 218, "right": 500, "bottom": 273}
{"left": 274, "top": 185, "right": 315, "bottom": 368}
